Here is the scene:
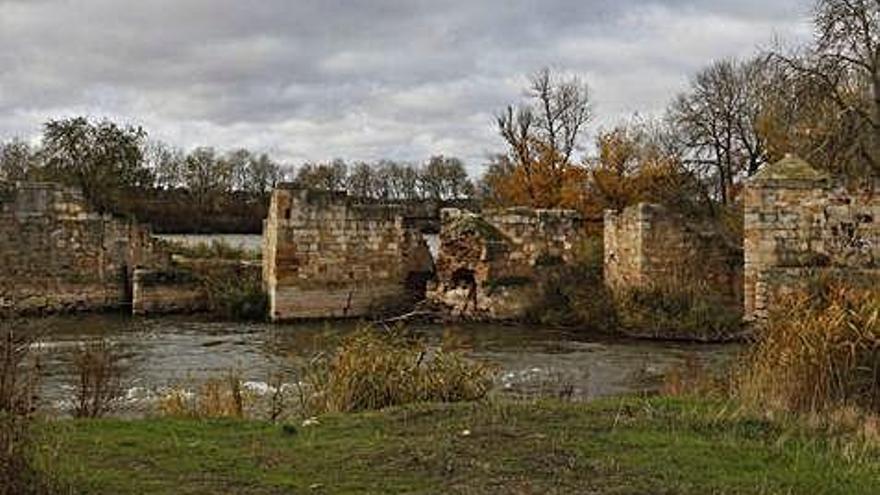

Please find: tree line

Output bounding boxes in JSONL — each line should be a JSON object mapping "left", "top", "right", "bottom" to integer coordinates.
{"left": 0, "top": 117, "right": 473, "bottom": 231}
{"left": 482, "top": 0, "right": 879, "bottom": 218}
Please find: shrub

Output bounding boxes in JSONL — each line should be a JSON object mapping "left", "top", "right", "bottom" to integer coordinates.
{"left": 525, "top": 237, "right": 618, "bottom": 330}
{"left": 200, "top": 266, "right": 267, "bottom": 321}
{"left": 736, "top": 281, "right": 880, "bottom": 413}
{"left": 615, "top": 283, "right": 743, "bottom": 341}
{"left": 71, "top": 339, "right": 126, "bottom": 418}
{"left": 0, "top": 326, "right": 53, "bottom": 495}
{"left": 300, "top": 327, "right": 495, "bottom": 414}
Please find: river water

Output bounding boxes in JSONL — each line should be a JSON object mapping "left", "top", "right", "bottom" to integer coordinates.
{"left": 37, "top": 233, "right": 737, "bottom": 415}
{"left": 24, "top": 314, "right": 738, "bottom": 416}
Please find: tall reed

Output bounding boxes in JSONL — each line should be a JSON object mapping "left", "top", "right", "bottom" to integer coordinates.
{"left": 300, "top": 327, "right": 495, "bottom": 415}
{"left": 736, "top": 282, "right": 880, "bottom": 413}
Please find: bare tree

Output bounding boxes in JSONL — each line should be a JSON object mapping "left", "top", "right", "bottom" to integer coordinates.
{"left": 670, "top": 56, "right": 773, "bottom": 203}
{"left": 776, "top": 0, "right": 880, "bottom": 173}
{"left": 496, "top": 68, "right": 592, "bottom": 202}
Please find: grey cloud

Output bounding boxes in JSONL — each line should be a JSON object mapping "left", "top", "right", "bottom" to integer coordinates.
{"left": 0, "top": 0, "right": 814, "bottom": 174}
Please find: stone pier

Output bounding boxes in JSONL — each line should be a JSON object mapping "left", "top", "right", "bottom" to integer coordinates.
{"left": 262, "top": 187, "right": 433, "bottom": 321}
{"left": 743, "top": 155, "right": 880, "bottom": 321}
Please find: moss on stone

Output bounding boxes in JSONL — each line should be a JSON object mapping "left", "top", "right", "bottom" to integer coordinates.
{"left": 445, "top": 213, "right": 509, "bottom": 243}
{"left": 752, "top": 154, "right": 830, "bottom": 182}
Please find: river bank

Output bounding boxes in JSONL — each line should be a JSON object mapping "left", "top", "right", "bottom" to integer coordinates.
{"left": 38, "top": 396, "right": 880, "bottom": 494}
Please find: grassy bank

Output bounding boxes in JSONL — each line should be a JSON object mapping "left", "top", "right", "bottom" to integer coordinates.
{"left": 39, "top": 396, "right": 879, "bottom": 494}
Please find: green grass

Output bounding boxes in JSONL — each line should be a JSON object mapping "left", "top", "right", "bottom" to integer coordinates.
{"left": 38, "top": 397, "right": 880, "bottom": 494}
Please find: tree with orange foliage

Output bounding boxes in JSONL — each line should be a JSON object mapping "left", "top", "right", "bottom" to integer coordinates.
{"left": 488, "top": 68, "right": 592, "bottom": 210}
{"left": 587, "top": 121, "right": 715, "bottom": 218}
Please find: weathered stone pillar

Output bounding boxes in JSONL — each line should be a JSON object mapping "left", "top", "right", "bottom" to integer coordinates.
{"left": 743, "top": 155, "right": 829, "bottom": 322}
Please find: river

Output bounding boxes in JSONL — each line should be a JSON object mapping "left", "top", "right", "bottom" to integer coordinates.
{"left": 23, "top": 313, "right": 738, "bottom": 416}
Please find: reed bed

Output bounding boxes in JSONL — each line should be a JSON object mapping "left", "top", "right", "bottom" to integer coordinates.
{"left": 299, "top": 327, "right": 496, "bottom": 414}
{"left": 736, "top": 282, "right": 880, "bottom": 413}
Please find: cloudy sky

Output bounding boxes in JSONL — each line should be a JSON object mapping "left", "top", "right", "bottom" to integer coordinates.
{"left": 0, "top": 0, "right": 813, "bottom": 174}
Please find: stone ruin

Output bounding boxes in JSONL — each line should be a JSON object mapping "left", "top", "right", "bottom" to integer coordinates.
{"left": 6, "top": 154, "right": 874, "bottom": 326}
{"left": 0, "top": 181, "right": 168, "bottom": 313}
{"left": 262, "top": 186, "right": 433, "bottom": 321}
{"left": 603, "top": 202, "right": 743, "bottom": 309}
{"left": 426, "top": 207, "right": 589, "bottom": 319}
{"left": 743, "top": 155, "right": 880, "bottom": 321}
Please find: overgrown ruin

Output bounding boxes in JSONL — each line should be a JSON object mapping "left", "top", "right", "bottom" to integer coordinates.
{"left": 262, "top": 187, "right": 433, "bottom": 320}
{"left": 743, "top": 155, "right": 880, "bottom": 321}
{"left": 427, "top": 207, "right": 589, "bottom": 319}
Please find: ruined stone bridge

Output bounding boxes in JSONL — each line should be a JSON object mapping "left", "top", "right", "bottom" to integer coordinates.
{"left": 2, "top": 155, "right": 878, "bottom": 323}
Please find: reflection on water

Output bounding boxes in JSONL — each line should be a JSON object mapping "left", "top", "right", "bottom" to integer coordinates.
{"left": 24, "top": 314, "right": 738, "bottom": 414}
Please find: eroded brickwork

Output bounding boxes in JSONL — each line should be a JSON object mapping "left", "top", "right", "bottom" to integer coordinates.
{"left": 743, "top": 155, "right": 880, "bottom": 321}
{"left": 427, "top": 207, "right": 588, "bottom": 319}
{"left": 0, "top": 181, "right": 167, "bottom": 313}
{"left": 604, "top": 202, "right": 742, "bottom": 306}
{"left": 262, "top": 187, "right": 433, "bottom": 320}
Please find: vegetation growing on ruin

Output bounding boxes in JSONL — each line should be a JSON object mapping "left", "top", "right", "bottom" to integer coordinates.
{"left": 444, "top": 213, "right": 509, "bottom": 243}
{"left": 525, "top": 238, "right": 618, "bottom": 331}
{"left": 200, "top": 265, "right": 268, "bottom": 321}
{"left": 614, "top": 284, "right": 744, "bottom": 341}
{"left": 163, "top": 238, "right": 260, "bottom": 261}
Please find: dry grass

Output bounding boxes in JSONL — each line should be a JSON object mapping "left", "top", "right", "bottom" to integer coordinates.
{"left": 157, "top": 371, "right": 252, "bottom": 419}
{"left": 736, "top": 282, "right": 880, "bottom": 414}
{"left": 661, "top": 354, "right": 728, "bottom": 398}
{"left": 299, "top": 327, "right": 496, "bottom": 415}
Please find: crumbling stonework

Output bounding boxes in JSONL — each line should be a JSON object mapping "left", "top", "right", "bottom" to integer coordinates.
{"left": 0, "top": 181, "right": 167, "bottom": 313}
{"left": 604, "top": 202, "right": 742, "bottom": 306}
{"left": 743, "top": 155, "right": 880, "bottom": 321}
{"left": 262, "top": 187, "right": 433, "bottom": 321}
{"left": 427, "top": 207, "right": 588, "bottom": 319}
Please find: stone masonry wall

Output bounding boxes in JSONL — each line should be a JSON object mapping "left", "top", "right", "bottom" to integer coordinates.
{"left": 428, "top": 207, "right": 589, "bottom": 319}
{"left": 604, "top": 202, "right": 742, "bottom": 306}
{"left": 743, "top": 155, "right": 880, "bottom": 321}
{"left": 263, "top": 187, "right": 432, "bottom": 321}
{"left": 0, "top": 181, "right": 167, "bottom": 314}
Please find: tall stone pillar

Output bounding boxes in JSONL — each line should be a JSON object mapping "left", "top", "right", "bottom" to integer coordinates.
{"left": 743, "top": 155, "right": 829, "bottom": 321}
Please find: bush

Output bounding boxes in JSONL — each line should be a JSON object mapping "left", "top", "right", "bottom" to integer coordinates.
{"left": 71, "top": 339, "right": 126, "bottom": 418}
{"left": 300, "top": 327, "right": 495, "bottom": 414}
{"left": 615, "top": 284, "right": 743, "bottom": 341}
{"left": 736, "top": 281, "right": 880, "bottom": 413}
{"left": 200, "top": 266, "right": 267, "bottom": 321}
{"left": 525, "top": 237, "right": 618, "bottom": 330}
